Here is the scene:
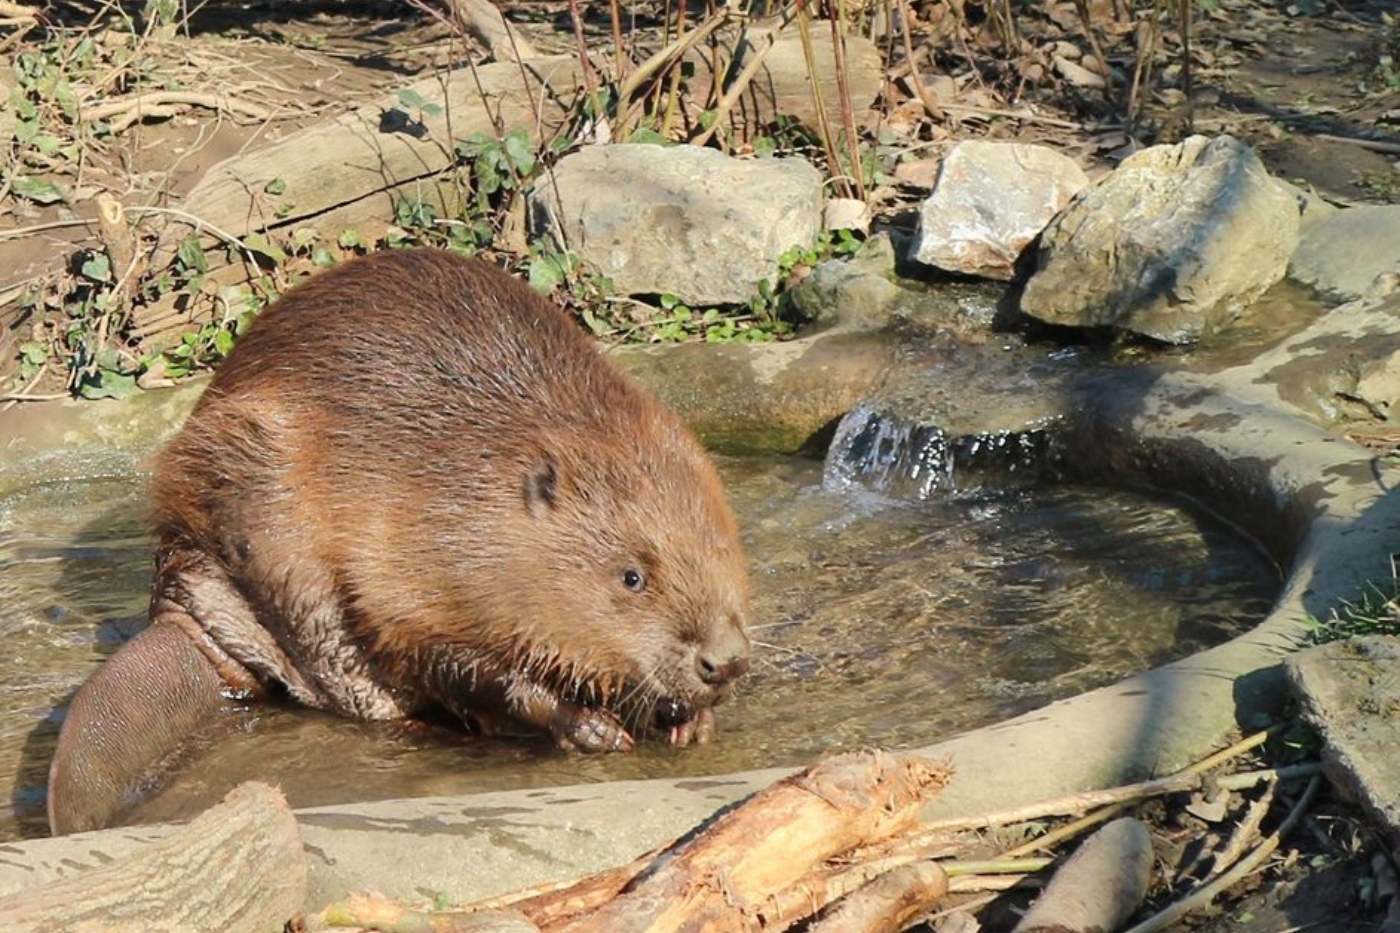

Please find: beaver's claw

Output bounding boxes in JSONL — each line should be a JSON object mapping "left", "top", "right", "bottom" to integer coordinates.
{"left": 667, "top": 706, "right": 717, "bottom": 748}
{"left": 551, "top": 704, "right": 635, "bottom": 753}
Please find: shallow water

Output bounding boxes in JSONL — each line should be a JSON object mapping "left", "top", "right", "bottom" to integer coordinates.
{"left": 0, "top": 457, "right": 1279, "bottom": 838}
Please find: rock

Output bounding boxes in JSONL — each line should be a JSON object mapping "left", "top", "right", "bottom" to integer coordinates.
{"left": 911, "top": 141, "right": 1089, "bottom": 281}
{"left": 1286, "top": 636, "right": 1400, "bottom": 848}
{"left": 824, "top": 198, "right": 870, "bottom": 234}
{"left": 689, "top": 25, "right": 883, "bottom": 137}
{"left": 894, "top": 157, "right": 941, "bottom": 189}
{"left": 1248, "top": 291, "right": 1400, "bottom": 424}
{"left": 1274, "top": 178, "right": 1337, "bottom": 236}
{"left": 1289, "top": 205, "right": 1400, "bottom": 303}
{"left": 1054, "top": 55, "right": 1106, "bottom": 88}
{"left": 787, "top": 233, "right": 901, "bottom": 329}
{"left": 529, "top": 144, "right": 823, "bottom": 306}
{"left": 1021, "top": 135, "right": 1301, "bottom": 344}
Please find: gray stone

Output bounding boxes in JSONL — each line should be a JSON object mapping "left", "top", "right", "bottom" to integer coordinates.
{"left": 824, "top": 197, "right": 870, "bottom": 234}
{"left": 528, "top": 144, "right": 823, "bottom": 306}
{"left": 1286, "top": 636, "right": 1400, "bottom": 847}
{"left": 1289, "top": 205, "right": 1400, "bottom": 303}
{"left": 1021, "top": 134, "right": 1301, "bottom": 344}
{"left": 911, "top": 141, "right": 1088, "bottom": 281}
{"left": 786, "top": 233, "right": 902, "bottom": 329}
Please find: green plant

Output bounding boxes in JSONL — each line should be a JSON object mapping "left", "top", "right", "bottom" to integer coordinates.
{"left": 1302, "top": 565, "right": 1400, "bottom": 645}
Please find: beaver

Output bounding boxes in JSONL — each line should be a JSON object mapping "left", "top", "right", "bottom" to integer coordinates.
{"left": 47, "top": 248, "right": 752, "bottom": 835}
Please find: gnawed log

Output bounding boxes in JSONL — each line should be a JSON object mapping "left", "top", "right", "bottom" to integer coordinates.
{"left": 1012, "top": 818, "right": 1154, "bottom": 933}
{"left": 0, "top": 781, "right": 307, "bottom": 933}
{"left": 542, "top": 750, "right": 953, "bottom": 933}
{"left": 808, "top": 861, "right": 949, "bottom": 933}
{"left": 315, "top": 893, "right": 540, "bottom": 932}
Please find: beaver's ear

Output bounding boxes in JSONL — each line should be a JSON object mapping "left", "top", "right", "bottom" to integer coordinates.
{"left": 523, "top": 453, "right": 558, "bottom": 516}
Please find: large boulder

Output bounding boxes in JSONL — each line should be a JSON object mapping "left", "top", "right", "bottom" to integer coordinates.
{"left": 528, "top": 144, "right": 823, "bottom": 306}
{"left": 1020, "top": 135, "right": 1301, "bottom": 344}
{"left": 911, "top": 141, "right": 1088, "bottom": 280}
{"left": 1289, "top": 205, "right": 1400, "bottom": 303}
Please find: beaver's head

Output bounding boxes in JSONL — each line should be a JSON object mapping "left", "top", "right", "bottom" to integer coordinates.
{"left": 468, "top": 416, "right": 752, "bottom": 734}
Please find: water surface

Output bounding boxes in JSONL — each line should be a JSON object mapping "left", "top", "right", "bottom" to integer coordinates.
{"left": 0, "top": 457, "right": 1278, "bottom": 837}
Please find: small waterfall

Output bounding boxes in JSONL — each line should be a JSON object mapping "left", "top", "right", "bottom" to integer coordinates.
{"left": 822, "top": 405, "right": 1062, "bottom": 499}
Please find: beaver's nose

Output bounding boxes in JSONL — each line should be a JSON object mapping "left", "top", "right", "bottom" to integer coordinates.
{"left": 694, "top": 638, "right": 750, "bottom": 683}
{"left": 697, "top": 650, "right": 750, "bottom": 686}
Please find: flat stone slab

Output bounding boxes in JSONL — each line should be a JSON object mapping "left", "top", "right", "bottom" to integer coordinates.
{"left": 1289, "top": 205, "right": 1400, "bottom": 303}
{"left": 1286, "top": 636, "right": 1400, "bottom": 846}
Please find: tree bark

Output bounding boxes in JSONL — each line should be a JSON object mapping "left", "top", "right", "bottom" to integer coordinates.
{"left": 0, "top": 781, "right": 307, "bottom": 933}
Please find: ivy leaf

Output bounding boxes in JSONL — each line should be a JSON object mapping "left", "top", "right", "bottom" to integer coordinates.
{"left": 12, "top": 176, "right": 63, "bottom": 204}
{"left": 311, "top": 247, "right": 336, "bottom": 268}
{"left": 628, "top": 127, "right": 669, "bottom": 146}
{"left": 81, "top": 253, "right": 111, "bottom": 282}
{"left": 79, "top": 368, "right": 136, "bottom": 400}
{"left": 243, "top": 233, "right": 288, "bottom": 265}
{"left": 503, "top": 130, "right": 535, "bottom": 175}
{"left": 177, "top": 235, "right": 208, "bottom": 273}
{"left": 398, "top": 87, "right": 427, "bottom": 110}
{"left": 264, "top": 177, "right": 287, "bottom": 196}
{"left": 213, "top": 329, "right": 236, "bottom": 357}
{"left": 338, "top": 228, "right": 364, "bottom": 249}
{"left": 528, "top": 253, "right": 565, "bottom": 293}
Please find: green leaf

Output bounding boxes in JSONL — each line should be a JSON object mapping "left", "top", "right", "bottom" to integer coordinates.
{"left": 54, "top": 80, "right": 78, "bottom": 120}
{"left": 753, "top": 135, "right": 776, "bottom": 158}
{"left": 398, "top": 88, "right": 427, "bottom": 110}
{"left": 264, "top": 177, "right": 287, "bottom": 196}
{"left": 476, "top": 158, "right": 501, "bottom": 196}
{"left": 32, "top": 133, "right": 60, "bottom": 156}
{"left": 81, "top": 253, "right": 111, "bottom": 282}
{"left": 243, "top": 233, "right": 288, "bottom": 265}
{"left": 18, "top": 341, "right": 46, "bottom": 366}
{"left": 12, "top": 176, "right": 63, "bottom": 204}
{"left": 14, "top": 117, "right": 38, "bottom": 144}
{"left": 177, "top": 235, "right": 208, "bottom": 274}
{"left": 528, "top": 254, "right": 565, "bottom": 293}
{"left": 627, "top": 127, "right": 669, "bottom": 146}
{"left": 338, "top": 228, "right": 363, "bottom": 249}
{"left": 312, "top": 247, "right": 336, "bottom": 268}
{"left": 421, "top": 102, "right": 443, "bottom": 117}
{"left": 659, "top": 293, "right": 679, "bottom": 310}
{"left": 213, "top": 329, "right": 235, "bottom": 357}
{"left": 79, "top": 368, "right": 136, "bottom": 400}
{"left": 455, "top": 131, "right": 495, "bottom": 159}
{"left": 699, "top": 109, "right": 718, "bottom": 130}
{"left": 503, "top": 130, "right": 535, "bottom": 174}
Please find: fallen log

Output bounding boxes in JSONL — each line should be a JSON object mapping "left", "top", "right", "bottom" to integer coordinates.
{"left": 0, "top": 781, "right": 307, "bottom": 933}
{"left": 1012, "top": 818, "right": 1154, "bottom": 933}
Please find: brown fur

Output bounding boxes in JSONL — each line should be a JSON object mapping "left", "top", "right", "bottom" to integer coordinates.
{"left": 150, "top": 248, "right": 751, "bottom": 743}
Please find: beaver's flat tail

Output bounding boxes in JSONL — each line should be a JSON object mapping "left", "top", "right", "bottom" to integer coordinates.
{"left": 47, "top": 620, "right": 235, "bottom": 835}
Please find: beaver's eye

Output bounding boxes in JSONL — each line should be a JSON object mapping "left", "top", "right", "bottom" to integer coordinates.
{"left": 622, "top": 568, "right": 646, "bottom": 592}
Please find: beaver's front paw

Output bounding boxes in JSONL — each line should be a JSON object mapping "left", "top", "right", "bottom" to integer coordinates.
{"left": 550, "top": 704, "right": 635, "bottom": 753}
{"left": 667, "top": 706, "right": 717, "bottom": 748}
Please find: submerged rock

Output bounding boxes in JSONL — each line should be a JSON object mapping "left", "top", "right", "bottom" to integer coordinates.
{"left": 528, "top": 144, "right": 823, "bottom": 305}
{"left": 1286, "top": 636, "right": 1400, "bottom": 848}
{"left": 911, "top": 141, "right": 1088, "bottom": 281}
{"left": 1021, "top": 135, "right": 1301, "bottom": 344}
{"left": 1289, "top": 205, "right": 1400, "bottom": 303}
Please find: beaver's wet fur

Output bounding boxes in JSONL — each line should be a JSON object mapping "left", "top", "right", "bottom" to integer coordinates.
{"left": 150, "top": 248, "right": 752, "bottom": 749}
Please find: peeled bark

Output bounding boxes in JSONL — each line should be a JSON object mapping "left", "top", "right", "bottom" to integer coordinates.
{"left": 542, "top": 750, "right": 953, "bottom": 933}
